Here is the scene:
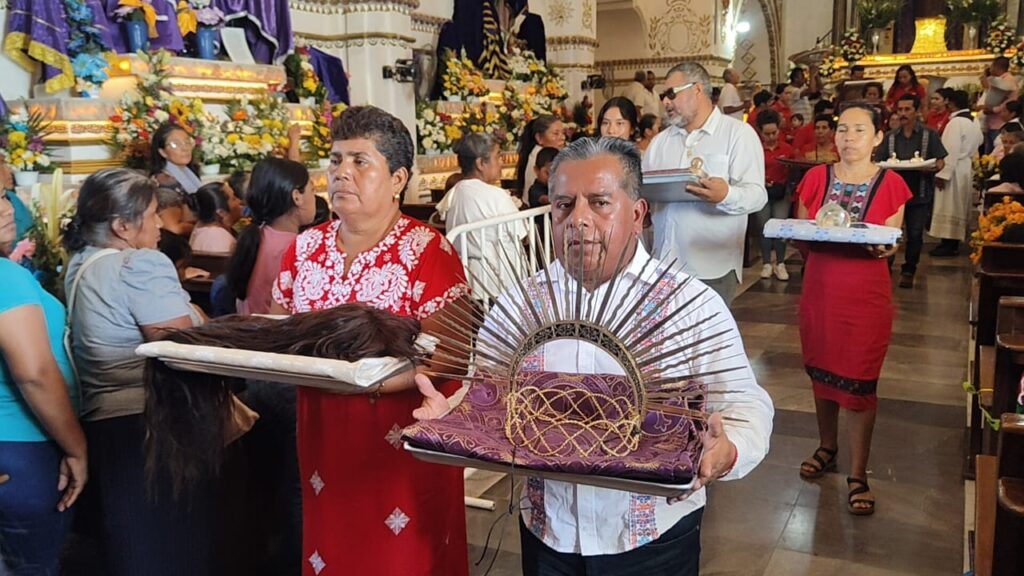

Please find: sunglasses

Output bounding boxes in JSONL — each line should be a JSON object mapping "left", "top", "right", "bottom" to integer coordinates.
{"left": 660, "top": 82, "right": 697, "bottom": 101}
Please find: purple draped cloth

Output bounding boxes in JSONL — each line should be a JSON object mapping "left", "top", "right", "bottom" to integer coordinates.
{"left": 102, "top": 0, "right": 184, "bottom": 53}
{"left": 4, "top": 0, "right": 74, "bottom": 92}
{"left": 308, "top": 47, "right": 349, "bottom": 105}
{"left": 403, "top": 372, "right": 704, "bottom": 483}
{"left": 86, "top": 0, "right": 118, "bottom": 52}
{"left": 213, "top": 0, "right": 293, "bottom": 64}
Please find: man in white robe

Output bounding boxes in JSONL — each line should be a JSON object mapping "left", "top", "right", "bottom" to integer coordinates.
{"left": 930, "top": 89, "right": 984, "bottom": 257}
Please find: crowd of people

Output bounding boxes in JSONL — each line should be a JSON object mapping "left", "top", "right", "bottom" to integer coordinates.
{"left": 1, "top": 54, "right": 1023, "bottom": 576}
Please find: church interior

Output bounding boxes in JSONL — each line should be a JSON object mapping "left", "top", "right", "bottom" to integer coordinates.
{"left": 1, "top": 1, "right": 1024, "bottom": 575}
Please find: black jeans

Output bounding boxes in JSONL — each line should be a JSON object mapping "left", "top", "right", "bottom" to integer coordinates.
{"left": 902, "top": 202, "right": 932, "bottom": 275}
{"left": 520, "top": 508, "right": 703, "bottom": 576}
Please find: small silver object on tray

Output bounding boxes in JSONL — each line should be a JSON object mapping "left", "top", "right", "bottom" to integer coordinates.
{"left": 640, "top": 168, "right": 703, "bottom": 203}
{"left": 404, "top": 443, "right": 695, "bottom": 498}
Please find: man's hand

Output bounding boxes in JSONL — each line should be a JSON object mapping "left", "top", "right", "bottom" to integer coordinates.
{"left": 935, "top": 177, "right": 948, "bottom": 189}
{"left": 667, "top": 412, "right": 736, "bottom": 504}
{"left": 686, "top": 177, "right": 730, "bottom": 204}
{"left": 412, "top": 373, "right": 450, "bottom": 421}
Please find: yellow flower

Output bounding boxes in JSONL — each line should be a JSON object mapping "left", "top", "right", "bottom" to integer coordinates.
{"left": 226, "top": 133, "right": 240, "bottom": 144}
{"left": 7, "top": 131, "right": 26, "bottom": 148}
{"left": 244, "top": 134, "right": 261, "bottom": 147}
{"left": 261, "top": 133, "right": 274, "bottom": 144}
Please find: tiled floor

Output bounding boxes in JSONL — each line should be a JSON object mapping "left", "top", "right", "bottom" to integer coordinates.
{"left": 467, "top": 247, "right": 971, "bottom": 576}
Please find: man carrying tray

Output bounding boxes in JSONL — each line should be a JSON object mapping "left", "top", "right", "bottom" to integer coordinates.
{"left": 873, "top": 93, "right": 947, "bottom": 289}
{"left": 417, "top": 137, "right": 774, "bottom": 575}
{"left": 641, "top": 62, "right": 767, "bottom": 305}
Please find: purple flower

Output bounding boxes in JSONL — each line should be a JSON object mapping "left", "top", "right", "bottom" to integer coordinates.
{"left": 195, "top": 6, "right": 225, "bottom": 26}
{"left": 27, "top": 139, "right": 44, "bottom": 153}
{"left": 112, "top": 5, "right": 135, "bottom": 19}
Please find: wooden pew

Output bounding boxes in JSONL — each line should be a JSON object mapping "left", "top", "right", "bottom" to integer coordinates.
{"left": 993, "top": 414, "right": 1024, "bottom": 575}
{"left": 184, "top": 251, "right": 230, "bottom": 315}
{"left": 968, "top": 244, "right": 1024, "bottom": 473}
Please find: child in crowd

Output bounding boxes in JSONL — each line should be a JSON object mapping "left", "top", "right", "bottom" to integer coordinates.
{"left": 790, "top": 113, "right": 805, "bottom": 131}
{"left": 528, "top": 147, "right": 559, "bottom": 208}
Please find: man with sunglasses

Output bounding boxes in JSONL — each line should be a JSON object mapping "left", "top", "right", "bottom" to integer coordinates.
{"left": 642, "top": 62, "right": 767, "bottom": 305}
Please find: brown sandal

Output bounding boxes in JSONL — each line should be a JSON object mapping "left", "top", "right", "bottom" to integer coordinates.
{"left": 847, "top": 477, "right": 875, "bottom": 516}
{"left": 799, "top": 446, "right": 837, "bottom": 479}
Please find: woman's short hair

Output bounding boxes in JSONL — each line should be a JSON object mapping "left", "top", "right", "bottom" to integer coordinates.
{"left": 453, "top": 132, "right": 498, "bottom": 175}
{"left": 331, "top": 106, "right": 414, "bottom": 196}
{"left": 193, "top": 182, "right": 230, "bottom": 224}
{"left": 64, "top": 168, "right": 157, "bottom": 252}
{"left": 596, "top": 97, "right": 639, "bottom": 140}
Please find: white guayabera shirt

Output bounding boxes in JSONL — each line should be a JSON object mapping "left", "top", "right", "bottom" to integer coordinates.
{"left": 481, "top": 242, "right": 774, "bottom": 555}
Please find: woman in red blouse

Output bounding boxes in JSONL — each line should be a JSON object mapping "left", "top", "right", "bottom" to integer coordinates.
{"left": 884, "top": 65, "right": 927, "bottom": 114}
{"left": 799, "top": 114, "right": 840, "bottom": 164}
{"left": 795, "top": 104, "right": 912, "bottom": 516}
{"left": 272, "top": 106, "right": 470, "bottom": 576}
{"left": 925, "top": 88, "right": 953, "bottom": 134}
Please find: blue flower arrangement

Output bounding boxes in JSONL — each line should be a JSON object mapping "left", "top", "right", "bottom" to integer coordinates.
{"left": 64, "top": 0, "right": 113, "bottom": 95}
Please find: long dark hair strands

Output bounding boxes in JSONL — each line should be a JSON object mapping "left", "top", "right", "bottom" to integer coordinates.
{"left": 225, "top": 158, "right": 309, "bottom": 300}
{"left": 143, "top": 304, "right": 423, "bottom": 499}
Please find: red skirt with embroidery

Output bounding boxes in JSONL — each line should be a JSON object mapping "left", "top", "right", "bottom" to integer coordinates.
{"left": 799, "top": 244, "right": 893, "bottom": 411}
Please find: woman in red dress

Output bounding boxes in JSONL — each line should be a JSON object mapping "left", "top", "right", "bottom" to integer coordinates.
{"left": 795, "top": 104, "right": 912, "bottom": 516}
{"left": 884, "top": 65, "right": 928, "bottom": 114}
{"left": 272, "top": 106, "right": 470, "bottom": 576}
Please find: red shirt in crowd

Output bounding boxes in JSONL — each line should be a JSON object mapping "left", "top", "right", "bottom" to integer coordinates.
{"left": 763, "top": 141, "right": 793, "bottom": 186}
{"left": 925, "top": 108, "right": 951, "bottom": 134}
{"left": 884, "top": 83, "right": 927, "bottom": 113}
{"left": 791, "top": 123, "right": 816, "bottom": 152}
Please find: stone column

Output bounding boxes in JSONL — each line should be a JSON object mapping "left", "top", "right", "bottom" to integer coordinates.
{"left": 291, "top": 0, "right": 417, "bottom": 137}
{"left": 833, "top": 0, "right": 848, "bottom": 45}
{"left": 539, "top": 0, "right": 599, "bottom": 110}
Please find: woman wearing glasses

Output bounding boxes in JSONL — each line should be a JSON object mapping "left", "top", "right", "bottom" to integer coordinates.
{"left": 151, "top": 123, "right": 203, "bottom": 196}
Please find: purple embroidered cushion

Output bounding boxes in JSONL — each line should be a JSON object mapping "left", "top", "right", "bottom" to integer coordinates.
{"left": 403, "top": 372, "right": 703, "bottom": 483}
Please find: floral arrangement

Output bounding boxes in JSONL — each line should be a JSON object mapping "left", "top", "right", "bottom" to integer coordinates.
{"left": 441, "top": 49, "right": 489, "bottom": 101}
{"left": 416, "top": 102, "right": 462, "bottom": 155}
{"left": 818, "top": 51, "right": 839, "bottom": 79}
{"left": 571, "top": 98, "right": 593, "bottom": 134}
{"left": 460, "top": 105, "right": 511, "bottom": 148}
{"left": 1011, "top": 40, "right": 1024, "bottom": 72}
{"left": 176, "top": 0, "right": 225, "bottom": 36}
{"left": 284, "top": 46, "right": 327, "bottom": 103}
{"left": 973, "top": 154, "right": 999, "bottom": 190}
{"left": 114, "top": 0, "right": 158, "bottom": 38}
{"left": 985, "top": 18, "right": 1014, "bottom": 55}
{"left": 108, "top": 50, "right": 205, "bottom": 168}
{"left": 971, "top": 196, "right": 1024, "bottom": 263}
{"left": 2, "top": 109, "right": 53, "bottom": 173}
{"left": 508, "top": 49, "right": 549, "bottom": 85}
{"left": 309, "top": 102, "right": 348, "bottom": 160}
{"left": 217, "top": 95, "right": 291, "bottom": 172}
{"left": 840, "top": 29, "right": 867, "bottom": 63}
{"left": 26, "top": 168, "right": 75, "bottom": 299}
{"left": 856, "top": 0, "right": 903, "bottom": 32}
{"left": 947, "top": 0, "right": 1002, "bottom": 24}
{"left": 64, "top": 0, "right": 113, "bottom": 96}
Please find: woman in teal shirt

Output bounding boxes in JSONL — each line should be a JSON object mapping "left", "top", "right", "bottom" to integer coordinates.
{"left": 0, "top": 191, "right": 87, "bottom": 575}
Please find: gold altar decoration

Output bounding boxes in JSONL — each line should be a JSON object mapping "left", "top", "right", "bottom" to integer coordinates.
{"left": 910, "top": 17, "right": 948, "bottom": 55}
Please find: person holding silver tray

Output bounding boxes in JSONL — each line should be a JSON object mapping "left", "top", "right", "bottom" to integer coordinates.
{"left": 794, "top": 104, "right": 913, "bottom": 516}
{"left": 640, "top": 62, "right": 766, "bottom": 305}
{"left": 405, "top": 137, "right": 774, "bottom": 576}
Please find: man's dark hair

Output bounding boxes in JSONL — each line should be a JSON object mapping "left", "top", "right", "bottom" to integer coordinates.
{"left": 993, "top": 56, "right": 1011, "bottom": 73}
{"left": 851, "top": 65, "right": 865, "bottom": 74}
{"left": 756, "top": 109, "right": 782, "bottom": 130}
{"left": 949, "top": 89, "right": 970, "bottom": 111}
{"left": 897, "top": 93, "right": 921, "bottom": 110}
{"left": 753, "top": 90, "right": 774, "bottom": 107}
{"left": 789, "top": 67, "right": 805, "bottom": 83}
{"left": 814, "top": 113, "right": 837, "bottom": 130}
{"left": 535, "top": 146, "right": 559, "bottom": 170}
{"left": 813, "top": 98, "right": 835, "bottom": 115}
